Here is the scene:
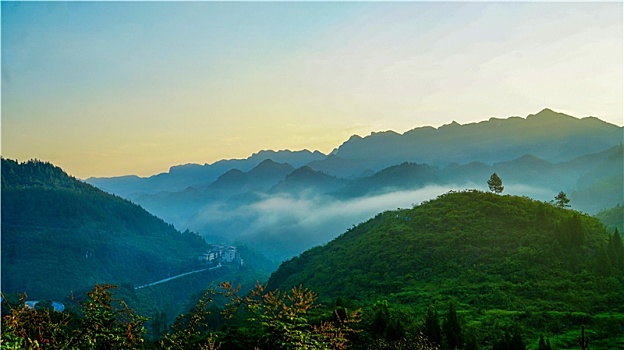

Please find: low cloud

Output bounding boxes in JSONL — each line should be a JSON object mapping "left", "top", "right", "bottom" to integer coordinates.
{"left": 185, "top": 182, "right": 556, "bottom": 261}
{"left": 187, "top": 184, "right": 477, "bottom": 260}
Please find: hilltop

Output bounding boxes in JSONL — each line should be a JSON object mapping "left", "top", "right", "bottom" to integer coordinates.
{"left": 268, "top": 191, "right": 624, "bottom": 348}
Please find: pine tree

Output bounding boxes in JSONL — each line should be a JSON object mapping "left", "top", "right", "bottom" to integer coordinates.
{"left": 577, "top": 325, "right": 590, "bottom": 350}
{"left": 539, "top": 335, "right": 547, "bottom": 350}
{"left": 607, "top": 234, "right": 618, "bottom": 267}
{"left": 443, "top": 302, "right": 462, "bottom": 350}
{"left": 423, "top": 306, "right": 442, "bottom": 346}
{"left": 538, "top": 334, "right": 552, "bottom": 350}
{"left": 464, "top": 331, "right": 478, "bottom": 350}
{"left": 510, "top": 329, "right": 526, "bottom": 350}
{"left": 493, "top": 331, "right": 511, "bottom": 350}
{"left": 370, "top": 300, "right": 391, "bottom": 340}
{"left": 596, "top": 245, "right": 612, "bottom": 276}
{"left": 554, "top": 191, "right": 571, "bottom": 208}
{"left": 487, "top": 173, "right": 504, "bottom": 194}
{"left": 613, "top": 228, "right": 624, "bottom": 271}
{"left": 567, "top": 213, "right": 584, "bottom": 247}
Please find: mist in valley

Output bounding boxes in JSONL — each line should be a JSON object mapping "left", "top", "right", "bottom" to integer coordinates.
{"left": 180, "top": 182, "right": 557, "bottom": 261}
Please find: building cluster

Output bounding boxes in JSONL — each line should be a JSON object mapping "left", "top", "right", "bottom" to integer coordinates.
{"left": 199, "top": 244, "right": 243, "bottom": 267}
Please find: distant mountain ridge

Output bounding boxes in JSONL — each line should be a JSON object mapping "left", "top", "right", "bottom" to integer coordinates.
{"left": 87, "top": 109, "right": 622, "bottom": 198}
{"left": 87, "top": 149, "right": 325, "bottom": 198}
{"left": 329, "top": 108, "right": 622, "bottom": 173}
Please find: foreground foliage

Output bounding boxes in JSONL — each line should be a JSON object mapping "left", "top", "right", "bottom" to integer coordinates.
{"left": 5, "top": 281, "right": 616, "bottom": 350}
{"left": 1, "top": 284, "right": 146, "bottom": 349}
{"left": 2, "top": 282, "right": 362, "bottom": 350}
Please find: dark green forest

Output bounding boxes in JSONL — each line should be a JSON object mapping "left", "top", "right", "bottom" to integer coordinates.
{"left": 1, "top": 158, "right": 208, "bottom": 309}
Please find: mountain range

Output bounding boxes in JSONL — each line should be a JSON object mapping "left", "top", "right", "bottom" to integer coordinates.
{"left": 84, "top": 109, "right": 623, "bottom": 260}
{"left": 87, "top": 108, "right": 622, "bottom": 196}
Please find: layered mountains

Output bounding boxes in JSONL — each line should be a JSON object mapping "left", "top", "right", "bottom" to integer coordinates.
{"left": 330, "top": 108, "right": 621, "bottom": 172}
{"left": 88, "top": 108, "right": 622, "bottom": 196}
{"left": 85, "top": 109, "right": 623, "bottom": 260}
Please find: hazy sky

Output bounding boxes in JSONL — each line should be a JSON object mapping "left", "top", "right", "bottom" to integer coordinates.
{"left": 2, "top": 1, "right": 622, "bottom": 178}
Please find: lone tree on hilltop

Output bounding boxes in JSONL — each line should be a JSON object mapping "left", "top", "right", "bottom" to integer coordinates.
{"left": 488, "top": 173, "right": 504, "bottom": 194}
{"left": 554, "top": 191, "right": 571, "bottom": 208}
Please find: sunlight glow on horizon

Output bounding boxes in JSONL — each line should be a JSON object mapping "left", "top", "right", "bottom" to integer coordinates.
{"left": 2, "top": 2, "right": 622, "bottom": 179}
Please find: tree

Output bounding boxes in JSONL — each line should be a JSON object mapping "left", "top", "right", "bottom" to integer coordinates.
{"left": 69, "top": 284, "right": 147, "bottom": 350}
{"left": 442, "top": 302, "right": 462, "bottom": 350}
{"left": 577, "top": 325, "right": 590, "bottom": 350}
{"left": 612, "top": 228, "right": 624, "bottom": 271}
{"left": 596, "top": 245, "right": 613, "bottom": 276}
{"left": 160, "top": 288, "right": 217, "bottom": 349}
{"left": 423, "top": 306, "right": 442, "bottom": 346}
{"left": 538, "top": 334, "right": 552, "bottom": 350}
{"left": 221, "top": 281, "right": 360, "bottom": 350}
{"left": 0, "top": 292, "right": 72, "bottom": 349}
{"left": 509, "top": 329, "right": 526, "bottom": 350}
{"left": 487, "top": 173, "right": 504, "bottom": 194}
{"left": 553, "top": 191, "right": 571, "bottom": 208}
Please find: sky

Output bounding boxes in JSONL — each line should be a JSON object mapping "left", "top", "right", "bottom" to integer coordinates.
{"left": 2, "top": 1, "right": 622, "bottom": 179}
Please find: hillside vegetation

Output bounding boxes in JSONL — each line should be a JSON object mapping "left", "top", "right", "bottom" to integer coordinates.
{"left": 595, "top": 205, "right": 624, "bottom": 233}
{"left": 1, "top": 158, "right": 208, "bottom": 302}
{"left": 269, "top": 191, "right": 624, "bottom": 349}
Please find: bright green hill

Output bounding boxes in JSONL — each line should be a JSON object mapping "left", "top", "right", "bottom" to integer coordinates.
{"left": 1, "top": 158, "right": 208, "bottom": 301}
{"left": 268, "top": 190, "right": 624, "bottom": 349}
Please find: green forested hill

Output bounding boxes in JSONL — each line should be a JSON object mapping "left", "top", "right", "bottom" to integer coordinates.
{"left": 268, "top": 191, "right": 624, "bottom": 349}
{"left": 1, "top": 158, "right": 208, "bottom": 301}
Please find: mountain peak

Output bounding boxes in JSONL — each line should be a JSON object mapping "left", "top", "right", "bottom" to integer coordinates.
{"left": 440, "top": 120, "right": 462, "bottom": 128}
{"left": 528, "top": 108, "right": 574, "bottom": 121}
{"left": 248, "top": 159, "right": 295, "bottom": 178}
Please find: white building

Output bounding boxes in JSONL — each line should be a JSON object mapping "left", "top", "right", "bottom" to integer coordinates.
{"left": 199, "top": 244, "right": 239, "bottom": 264}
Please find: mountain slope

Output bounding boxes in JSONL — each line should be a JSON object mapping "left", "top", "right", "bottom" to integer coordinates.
{"left": 269, "top": 191, "right": 621, "bottom": 309}
{"left": 271, "top": 166, "right": 347, "bottom": 194}
{"left": 267, "top": 190, "right": 624, "bottom": 347}
{"left": 1, "top": 158, "right": 208, "bottom": 301}
{"left": 205, "top": 159, "right": 295, "bottom": 193}
{"left": 335, "top": 162, "right": 441, "bottom": 198}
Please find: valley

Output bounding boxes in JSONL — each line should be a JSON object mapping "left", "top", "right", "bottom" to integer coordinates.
{"left": 2, "top": 109, "right": 623, "bottom": 349}
{"left": 87, "top": 109, "right": 623, "bottom": 261}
